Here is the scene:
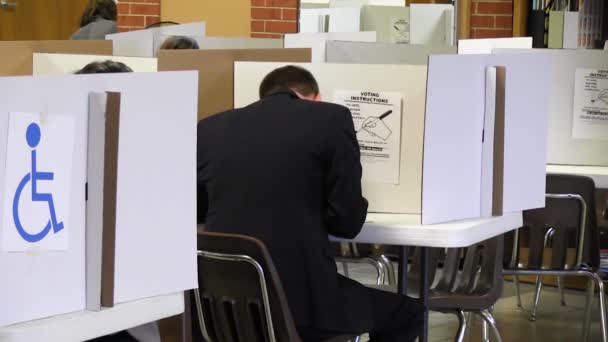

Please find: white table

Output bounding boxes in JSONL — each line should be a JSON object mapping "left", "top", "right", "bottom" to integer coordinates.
{"left": 547, "top": 164, "right": 608, "bottom": 189}
{"left": 345, "top": 212, "right": 523, "bottom": 247}
{"left": 0, "top": 292, "right": 184, "bottom": 342}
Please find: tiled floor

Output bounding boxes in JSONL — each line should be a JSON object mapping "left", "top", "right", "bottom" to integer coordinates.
{"left": 340, "top": 262, "right": 605, "bottom": 342}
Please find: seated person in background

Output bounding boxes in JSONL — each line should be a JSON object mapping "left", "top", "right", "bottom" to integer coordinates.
{"left": 71, "top": 0, "right": 117, "bottom": 40}
{"left": 75, "top": 60, "right": 133, "bottom": 74}
{"left": 158, "top": 36, "right": 200, "bottom": 50}
{"left": 197, "top": 66, "right": 423, "bottom": 342}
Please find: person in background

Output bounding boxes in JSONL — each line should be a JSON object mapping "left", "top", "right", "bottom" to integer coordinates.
{"left": 75, "top": 60, "right": 133, "bottom": 74}
{"left": 197, "top": 65, "right": 423, "bottom": 342}
{"left": 158, "top": 36, "right": 200, "bottom": 50}
{"left": 71, "top": 0, "right": 117, "bottom": 40}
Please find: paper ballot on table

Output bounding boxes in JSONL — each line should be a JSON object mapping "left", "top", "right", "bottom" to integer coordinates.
{"left": 572, "top": 69, "right": 608, "bottom": 141}
{"left": 2, "top": 112, "right": 75, "bottom": 252}
{"left": 333, "top": 90, "right": 402, "bottom": 184}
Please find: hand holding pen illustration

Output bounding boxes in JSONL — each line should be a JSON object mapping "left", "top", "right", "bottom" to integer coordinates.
{"left": 357, "top": 110, "right": 393, "bottom": 141}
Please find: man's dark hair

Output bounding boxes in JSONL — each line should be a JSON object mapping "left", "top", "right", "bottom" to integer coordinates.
{"left": 160, "top": 36, "right": 200, "bottom": 50}
{"left": 80, "top": 0, "right": 117, "bottom": 27}
{"left": 75, "top": 60, "right": 133, "bottom": 74}
{"left": 259, "top": 65, "right": 319, "bottom": 99}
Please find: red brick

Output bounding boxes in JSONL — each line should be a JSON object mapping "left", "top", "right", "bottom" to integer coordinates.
{"left": 476, "top": 1, "right": 513, "bottom": 15}
{"left": 471, "top": 15, "right": 494, "bottom": 28}
{"left": 252, "top": 33, "right": 282, "bottom": 39}
{"left": 251, "top": 0, "right": 265, "bottom": 6}
{"left": 251, "top": 20, "right": 265, "bottom": 32}
{"left": 130, "top": 4, "right": 160, "bottom": 16}
{"left": 117, "top": 15, "right": 145, "bottom": 28}
{"left": 117, "top": 3, "right": 130, "bottom": 15}
{"left": 265, "top": 20, "right": 297, "bottom": 33}
{"left": 495, "top": 15, "right": 513, "bottom": 29}
{"left": 282, "top": 8, "right": 297, "bottom": 20}
{"left": 472, "top": 28, "right": 513, "bottom": 38}
{"left": 252, "top": 7, "right": 282, "bottom": 20}
{"left": 145, "top": 15, "right": 161, "bottom": 27}
{"left": 266, "top": 0, "right": 298, "bottom": 7}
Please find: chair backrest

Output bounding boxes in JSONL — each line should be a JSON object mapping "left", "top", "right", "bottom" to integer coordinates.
{"left": 512, "top": 174, "right": 598, "bottom": 270}
{"left": 195, "top": 232, "right": 302, "bottom": 342}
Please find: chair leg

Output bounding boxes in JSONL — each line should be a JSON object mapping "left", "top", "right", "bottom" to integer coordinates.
{"left": 583, "top": 278, "right": 595, "bottom": 342}
{"left": 514, "top": 275, "right": 523, "bottom": 309}
{"left": 374, "top": 259, "right": 386, "bottom": 285}
{"left": 352, "top": 336, "right": 361, "bottom": 342}
{"left": 454, "top": 310, "right": 467, "bottom": 342}
{"left": 482, "top": 320, "right": 489, "bottom": 342}
{"left": 378, "top": 254, "right": 397, "bottom": 286}
{"left": 557, "top": 276, "right": 567, "bottom": 306}
{"left": 479, "top": 309, "right": 503, "bottom": 342}
{"left": 530, "top": 275, "right": 544, "bottom": 322}
{"left": 594, "top": 274, "right": 608, "bottom": 342}
{"left": 341, "top": 262, "right": 350, "bottom": 278}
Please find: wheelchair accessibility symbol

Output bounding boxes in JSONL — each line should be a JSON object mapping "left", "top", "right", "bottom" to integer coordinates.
{"left": 12, "top": 123, "right": 64, "bottom": 243}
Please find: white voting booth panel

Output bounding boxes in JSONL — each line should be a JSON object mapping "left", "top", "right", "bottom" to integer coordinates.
{"left": 325, "top": 41, "right": 456, "bottom": 65}
{"left": 234, "top": 62, "right": 427, "bottom": 217}
{"left": 494, "top": 49, "right": 608, "bottom": 167}
{"left": 409, "top": 4, "right": 454, "bottom": 46}
{"left": 423, "top": 53, "right": 552, "bottom": 224}
{"left": 361, "top": 5, "right": 409, "bottom": 43}
{"left": 330, "top": 0, "right": 406, "bottom": 6}
{"left": 284, "top": 32, "right": 377, "bottom": 62}
{"left": 106, "top": 21, "right": 206, "bottom": 57}
{"left": 153, "top": 35, "right": 284, "bottom": 56}
{"left": 0, "top": 71, "right": 197, "bottom": 326}
{"left": 458, "top": 37, "right": 532, "bottom": 54}
{"left": 32, "top": 53, "right": 157, "bottom": 75}
{"left": 299, "top": 7, "right": 361, "bottom": 33}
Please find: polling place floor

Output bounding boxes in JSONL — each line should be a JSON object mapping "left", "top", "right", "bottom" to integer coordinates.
{"left": 343, "top": 263, "right": 603, "bottom": 342}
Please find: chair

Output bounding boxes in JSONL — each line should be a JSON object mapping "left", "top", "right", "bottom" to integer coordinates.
{"left": 502, "top": 174, "right": 607, "bottom": 342}
{"left": 334, "top": 242, "right": 395, "bottom": 285}
{"left": 193, "top": 232, "right": 360, "bottom": 342}
{"left": 374, "top": 236, "right": 505, "bottom": 342}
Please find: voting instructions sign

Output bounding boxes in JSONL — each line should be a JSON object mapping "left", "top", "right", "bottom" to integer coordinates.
{"left": 2, "top": 112, "right": 75, "bottom": 252}
{"left": 333, "top": 90, "right": 402, "bottom": 185}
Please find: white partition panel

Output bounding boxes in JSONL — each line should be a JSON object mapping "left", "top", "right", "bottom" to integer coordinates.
{"left": 410, "top": 4, "right": 454, "bottom": 46}
{"left": 458, "top": 37, "right": 532, "bottom": 54}
{"left": 284, "top": 32, "right": 377, "bottom": 62}
{"left": 361, "top": 5, "right": 410, "bottom": 43}
{"left": 153, "top": 35, "right": 283, "bottom": 56}
{"left": 299, "top": 8, "right": 361, "bottom": 33}
{"left": 326, "top": 41, "right": 456, "bottom": 64}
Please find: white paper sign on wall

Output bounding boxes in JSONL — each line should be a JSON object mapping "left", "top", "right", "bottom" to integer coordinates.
{"left": 572, "top": 68, "right": 608, "bottom": 141}
{"left": 2, "top": 112, "right": 75, "bottom": 252}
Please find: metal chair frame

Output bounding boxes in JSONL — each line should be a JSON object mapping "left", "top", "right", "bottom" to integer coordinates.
{"left": 503, "top": 193, "right": 608, "bottom": 342}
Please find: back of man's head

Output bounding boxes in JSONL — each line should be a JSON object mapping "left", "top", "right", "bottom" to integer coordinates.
{"left": 259, "top": 65, "right": 320, "bottom": 100}
{"left": 75, "top": 60, "right": 133, "bottom": 74}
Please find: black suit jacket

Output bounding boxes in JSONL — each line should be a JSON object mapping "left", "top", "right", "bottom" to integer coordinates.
{"left": 197, "top": 90, "right": 369, "bottom": 331}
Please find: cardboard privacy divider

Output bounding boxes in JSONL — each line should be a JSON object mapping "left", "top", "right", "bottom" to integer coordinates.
{"left": 284, "top": 32, "right": 377, "bottom": 63}
{"left": 157, "top": 48, "right": 311, "bottom": 121}
{"left": 153, "top": 35, "right": 284, "bottom": 56}
{"left": 457, "top": 37, "right": 532, "bottom": 54}
{"left": 33, "top": 53, "right": 158, "bottom": 75}
{"left": 361, "top": 5, "right": 409, "bottom": 44}
{"left": 234, "top": 56, "right": 551, "bottom": 224}
{"left": 106, "top": 21, "right": 206, "bottom": 57}
{"left": 0, "top": 71, "right": 198, "bottom": 326}
{"left": 299, "top": 7, "right": 362, "bottom": 33}
{"left": 494, "top": 48, "right": 608, "bottom": 167}
{"left": 0, "top": 40, "right": 112, "bottom": 76}
{"left": 325, "top": 41, "right": 456, "bottom": 65}
{"left": 410, "top": 4, "right": 455, "bottom": 46}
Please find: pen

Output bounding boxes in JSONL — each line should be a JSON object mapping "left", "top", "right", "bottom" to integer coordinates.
{"left": 379, "top": 110, "right": 393, "bottom": 120}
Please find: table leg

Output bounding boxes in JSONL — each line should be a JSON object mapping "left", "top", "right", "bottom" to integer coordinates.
{"left": 398, "top": 246, "right": 409, "bottom": 295}
{"left": 420, "top": 247, "right": 429, "bottom": 342}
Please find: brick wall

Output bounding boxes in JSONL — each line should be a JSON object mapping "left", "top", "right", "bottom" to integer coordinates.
{"left": 251, "top": 0, "right": 299, "bottom": 38}
{"left": 116, "top": 0, "right": 161, "bottom": 32}
{"left": 470, "top": 0, "right": 514, "bottom": 38}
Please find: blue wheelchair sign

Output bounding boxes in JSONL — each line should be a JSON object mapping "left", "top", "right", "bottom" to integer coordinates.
{"left": 12, "top": 123, "right": 64, "bottom": 243}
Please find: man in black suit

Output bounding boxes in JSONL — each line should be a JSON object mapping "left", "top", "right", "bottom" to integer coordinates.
{"left": 197, "top": 66, "right": 422, "bottom": 341}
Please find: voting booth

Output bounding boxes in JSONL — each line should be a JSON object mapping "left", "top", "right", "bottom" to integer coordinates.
{"left": 234, "top": 55, "right": 552, "bottom": 224}
{"left": 494, "top": 49, "right": 608, "bottom": 167}
{"left": 0, "top": 40, "right": 113, "bottom": 76}
{"left": 325, "top": 41, "right": 456, "bottom": 64}
{"left": 0, "top": 71, "right": 198, "bottom": 326}
{"left": 153, "top": 35, "right": 284, "bottom": 56}
{"left": 32, "top": 53, "right": 158, "bottom": 75}
{"left": 284, "top": 32, "right": 377, "bottom": 62}
{"left": 157, "top": 48, "right": 311, "bottom": 121}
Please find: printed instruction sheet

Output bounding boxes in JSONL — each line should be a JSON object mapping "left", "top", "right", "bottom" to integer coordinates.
{"left": 333, "top": 90, "right": 402, "bottom": 184}
{"left": 572, "top": 68, "right": 608, "bottom": 140}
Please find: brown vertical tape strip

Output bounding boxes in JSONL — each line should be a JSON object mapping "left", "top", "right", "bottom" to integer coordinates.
{"left": 101, "top": 92, "right": 121, "bottom": 307}
{"left": 492, "top": 67, "right": 506, "bottom": 216}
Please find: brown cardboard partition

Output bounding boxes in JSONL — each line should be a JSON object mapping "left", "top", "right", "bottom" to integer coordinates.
{"left": 157, "top": 48, "right": 311, "bottom": 121}
{"left": 0, "top": 40, "right": 112, "bottom": 76}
